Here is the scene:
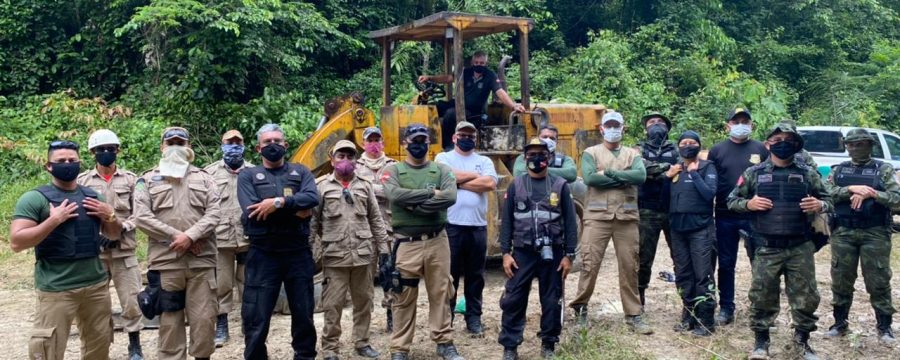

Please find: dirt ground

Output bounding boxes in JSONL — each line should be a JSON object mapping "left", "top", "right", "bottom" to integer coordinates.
{"left": 1, "top": 235, "right": 899, "bottom": 360}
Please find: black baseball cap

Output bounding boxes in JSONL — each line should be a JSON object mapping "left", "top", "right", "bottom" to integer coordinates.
{"left": 727, "top": 107, "right": 751, "bottom": 121}
{"left": 404, "top": 124, "right": 429, "bottom": 141}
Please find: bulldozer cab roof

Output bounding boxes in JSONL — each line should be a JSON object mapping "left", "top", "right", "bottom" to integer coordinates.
{"left": 368, "top": 12, "right": 534, "bottom": 42}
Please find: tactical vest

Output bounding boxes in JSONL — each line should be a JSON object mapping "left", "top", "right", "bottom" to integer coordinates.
{"left": 511, "top": 175, "right": 567, "bottom": 247}
{"left": 243, "top": 164, "right": 312, "bottom": 243}
{"left": 584, "top": 145, "right": 640, "bottom": 221}
{"left": 833, "top": 160, "right": 891, "bottom": 228}
{"left": 639, "top": 142, "right": 678, "bottom": 211}
{"left": 669, "top": 161, "right": 714, "bottom": 215}
{"left": 390, "top": 162, "right": 447, "bottom": 228}
{"left": 751, "top": 166, "right": 809, "bottom": 236}
{"left": 34, "top": 185, "right": 101, "bottom": 260}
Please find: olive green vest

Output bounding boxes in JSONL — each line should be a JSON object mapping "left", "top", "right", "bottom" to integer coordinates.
{"left": 391, "top": 161, "right": 448, "bottom": 228}
{"left": 583, "top": 144, "right": 640, "bottom": 221}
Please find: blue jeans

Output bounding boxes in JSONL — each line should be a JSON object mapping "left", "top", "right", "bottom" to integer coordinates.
{"left": 713, "top": 216, "right": 752, "bottom": 312}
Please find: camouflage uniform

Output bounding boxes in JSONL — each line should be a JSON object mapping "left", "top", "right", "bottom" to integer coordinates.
{"left": 826, "top": 129, "right": 900, "bottom": 340}
{"left": 727, "top": 123, "right": 832, "bottom": 359}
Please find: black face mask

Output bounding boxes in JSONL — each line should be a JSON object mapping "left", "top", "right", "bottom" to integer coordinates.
{"left": 527, "top": 154, "right": 548, "bottom": 173}
{"left": 647, "top": 124, "right": 669, "bottom": 146}
{"left": 769, "top": 141, "right": 800, "bottom": 160}
{"left": 260, "top": 143, "right": 286, "bottom": 162}
{"left": 406, "top": 142, "right": 428, "bottom": 159}
{"left": 456, "top": 138, "right": 475, "bottom": 152}
{"left": 679, "top": 145, "right": 700, "bottom": 159}
{"left": 471, "top": 65, "right": 488, "bottom": 74}
{"left": 49, "top": 162, "right": 81, "bottom": 182}
{"left": 95, "top": 151, "right": 116, "bottom": 167}
{"left": 224, "top": 157, "right": 244, "bottom": 170}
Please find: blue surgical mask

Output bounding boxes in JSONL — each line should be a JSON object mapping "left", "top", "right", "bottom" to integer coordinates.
{"left": 541, "top": 138, "right": 557, "bottom": 153}
{"left": 729, "top": 124, "right": 752, "bottom": 140}
{"left": 603, "top": 128, "right": 623, "bottom": 143}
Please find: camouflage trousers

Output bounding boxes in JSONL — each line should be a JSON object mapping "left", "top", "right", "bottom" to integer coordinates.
{"left": 749, "top": 240, "right": 820, "bottom": 333}
{"left": 830, "top": 226, "right": 896, "bottom": 316}
{"left": 638, "top": 209, "right": 673, "bottom": 291}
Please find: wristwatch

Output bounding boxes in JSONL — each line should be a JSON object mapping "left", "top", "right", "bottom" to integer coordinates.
{"left": 106, "top": 212, "right": 117, "bottom": 223}
{"left": 565, "top": 252, "right": 577, "bottom": 261}
{"left": 273, "top": 197, "right": 284, "bottom": 209}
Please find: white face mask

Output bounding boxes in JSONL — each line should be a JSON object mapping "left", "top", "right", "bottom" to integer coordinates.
{"left": 729, "top": 124, "right": 752, "bottom": 140}
{"left": 159, "top": 145, "right": 195, "bottom": 178}
{"left": 603, "top": 128, "right": 623, "bottom": 143}
{"left": 541, "top": 138, "right": 557, "bottom": 153}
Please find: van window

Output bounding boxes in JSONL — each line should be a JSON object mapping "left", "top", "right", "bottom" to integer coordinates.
{"left": 885, "top": 133, "right": 900, "bottom": 161}
{"left": 800, "top": 130, "right": 844, "bottom": 153}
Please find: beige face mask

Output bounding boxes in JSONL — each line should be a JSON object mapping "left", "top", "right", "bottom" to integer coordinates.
{"left": 159, "top": 145, "right": 195, "bottom": 178}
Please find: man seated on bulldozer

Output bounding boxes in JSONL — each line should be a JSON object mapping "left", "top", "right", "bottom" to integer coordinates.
{"left": 418, "top": 50, "right": 526, "bottom": 151}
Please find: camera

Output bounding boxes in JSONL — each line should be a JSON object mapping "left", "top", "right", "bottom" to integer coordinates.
{"left": 534, "top": 235, "right": 554, "bottom": 262}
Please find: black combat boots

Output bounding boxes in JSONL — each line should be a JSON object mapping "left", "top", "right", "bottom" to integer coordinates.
{"left": 825, "top": 305, "right": 850, "bottom": 337}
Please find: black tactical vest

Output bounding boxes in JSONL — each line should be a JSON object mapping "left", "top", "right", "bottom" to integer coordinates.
{"left": 751, "top": 166, "right": 809, "bottom": 236}
{"left": 243, "top": 164, "right": 313, "bottom": 244}
{"left": 833, "top": 160, "right": 891, "bottom": 228}
{"left": 669, "top": 161, "right": 714, "bottom": 215}
{"left": 639, "top": 142, "right": 678, "bottom": 211}
{"left": 511, "top": 175, "right": 567, "bottom": 247}
{"left": 34, "top": 185, "right": 101, "bottom": 260}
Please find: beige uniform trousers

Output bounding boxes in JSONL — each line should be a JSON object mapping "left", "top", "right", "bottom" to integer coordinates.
{"left": 102, "top": 256, "right": 144, "bottom": 333}
{"left": 571, "top": 219, "right": 643, "bottom": 316}
{"left": 320, "top": 265, "right": 375, "bottom": 355}
{"left": 29, "top": 281, "right": 112, "bottom": 360}
{"left": 158, "top": 268, "right": 217, "bottom": 360}
{"left": 216, "top": 246, "right": 247, "bottom": 314}
{"left": 390, "top": 231, "right": 454, "bottom": 353}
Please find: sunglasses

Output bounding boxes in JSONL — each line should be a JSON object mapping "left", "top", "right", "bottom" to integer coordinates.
{"left": 342, "top": 188, "right": 354, "bottom": 205}
{"left": 163, "top": 129, "right": 189, "bottom": 141}
{"left": 49, "top": 140, "right": 79, "bottom": 151}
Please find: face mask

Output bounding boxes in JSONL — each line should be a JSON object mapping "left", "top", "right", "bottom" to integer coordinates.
{"left": 679, "top": 145, "right": 700, "bottom": 159}
{"left": 456, "top": 137, "right": 476, "bottom": 152}
{"left": 769, "top": 141, "right": 800, "bottom": 160}
{"left": 333, "top": 159, "right": 356, "bottom": 178}
{"left": 471, "top": 65, "right": 487, "bottom": 74}
{"left": 159, "top": 145, "right": 194, "bottom": 178}
{"left": 603, "top": 128, "right": 623, "bottom": 143}
{"left": 527, "top": 154, "right": 548, "bottom": 173}
{"left": 261, "top": 143, "right": 286, "bottom": 162}
{"left": 729, "top": 124, "right": 752, "bottom": 140}
{"left": 647, "top": 124, "right": 668, "bottom": 145}
{"left": 406, "top": 142, "right": 428, "bottom": 159}
{"left": 848, "top": 146, "right": 871, "bottom": 163}
{"left": 364, "top": 142, "right": 384, "bottom": 156}
{"left": 221, "top": 144, "right": 245, "bottom": 170}
{"left": 49, "top": 162, "right": 81, "bottom": 182}
{"left": 541, "top": 138, "right": 557, "bottom": 153}
{"left": 95, "top": 151, "right": 117, "bottom": 167}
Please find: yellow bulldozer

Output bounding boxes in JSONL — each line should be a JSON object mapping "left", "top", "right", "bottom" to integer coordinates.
{"left": 290, "top": 12, "right": 609, "bottom": 255}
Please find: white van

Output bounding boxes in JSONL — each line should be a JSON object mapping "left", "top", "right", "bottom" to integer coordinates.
{"left": 797, "top": 126, "right": 900, "bottom": 178}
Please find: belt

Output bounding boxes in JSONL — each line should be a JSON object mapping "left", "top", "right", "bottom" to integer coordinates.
{"left": 106, "top": 241, "right": 121, "bottom": 249}
{"left": 396, "top": 231, "right": 442, "bottom": 243}
{"left": 761, "top": 236, "right": 808, "bottom": 249}
{"left": 836, "top": 216, "right": 888, "bottom": 229}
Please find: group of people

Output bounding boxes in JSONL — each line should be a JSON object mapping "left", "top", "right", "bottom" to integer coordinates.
{"left": 6, "top": 56, "right": 898, "bottom": 360}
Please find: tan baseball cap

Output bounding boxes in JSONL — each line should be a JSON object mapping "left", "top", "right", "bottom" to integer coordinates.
{"left": 455, "top": 121, "right": 477, "bottom": 132}
{"left": 331, "top": 140, "right": 358, "bottom": 156}
{"left": 222, "top": 129, "right": 243, "bottom": 141}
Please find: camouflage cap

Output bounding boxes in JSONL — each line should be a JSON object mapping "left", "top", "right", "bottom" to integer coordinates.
{"left": 766, "top": 122, "right": 804, "bottom": 149}
{"left": 843, "top": 128, "right": 875, "bottom": 144}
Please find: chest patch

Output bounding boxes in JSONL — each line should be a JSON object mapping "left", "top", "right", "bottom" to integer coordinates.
{"left": 757, "top": 174, "right": 773, "bottom": 183}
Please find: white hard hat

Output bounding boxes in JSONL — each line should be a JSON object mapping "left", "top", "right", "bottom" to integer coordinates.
{"left": 88, "top": 129, "right": 121, "bottom": 149}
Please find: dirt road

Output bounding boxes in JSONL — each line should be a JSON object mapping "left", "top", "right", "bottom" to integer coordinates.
{"left": 1, "top": 236, "right": 898, "bottom": 359}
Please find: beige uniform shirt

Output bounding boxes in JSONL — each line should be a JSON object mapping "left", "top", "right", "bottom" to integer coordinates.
{"left": 203, "top": 160, "right": 253, "bottom": 249}
{"left": 134, "top": 166, "right": 221, "bottom": 270}
{"left": 76, "top": 167, "right": 138, "bottom": 259}
{"left": 312, "top": 173, "right": 389, "bottom": 267}
{"left": 355, "top": 155, "right": 397, "bottom": 233}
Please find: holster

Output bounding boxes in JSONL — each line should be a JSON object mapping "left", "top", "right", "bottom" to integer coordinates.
{"left": 158, "top": 288, "right": 187, "bottom": 313}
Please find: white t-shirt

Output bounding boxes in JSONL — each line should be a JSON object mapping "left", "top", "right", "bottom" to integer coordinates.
{"left": 435, "top": 150, "right": 498, "bottom": 226}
